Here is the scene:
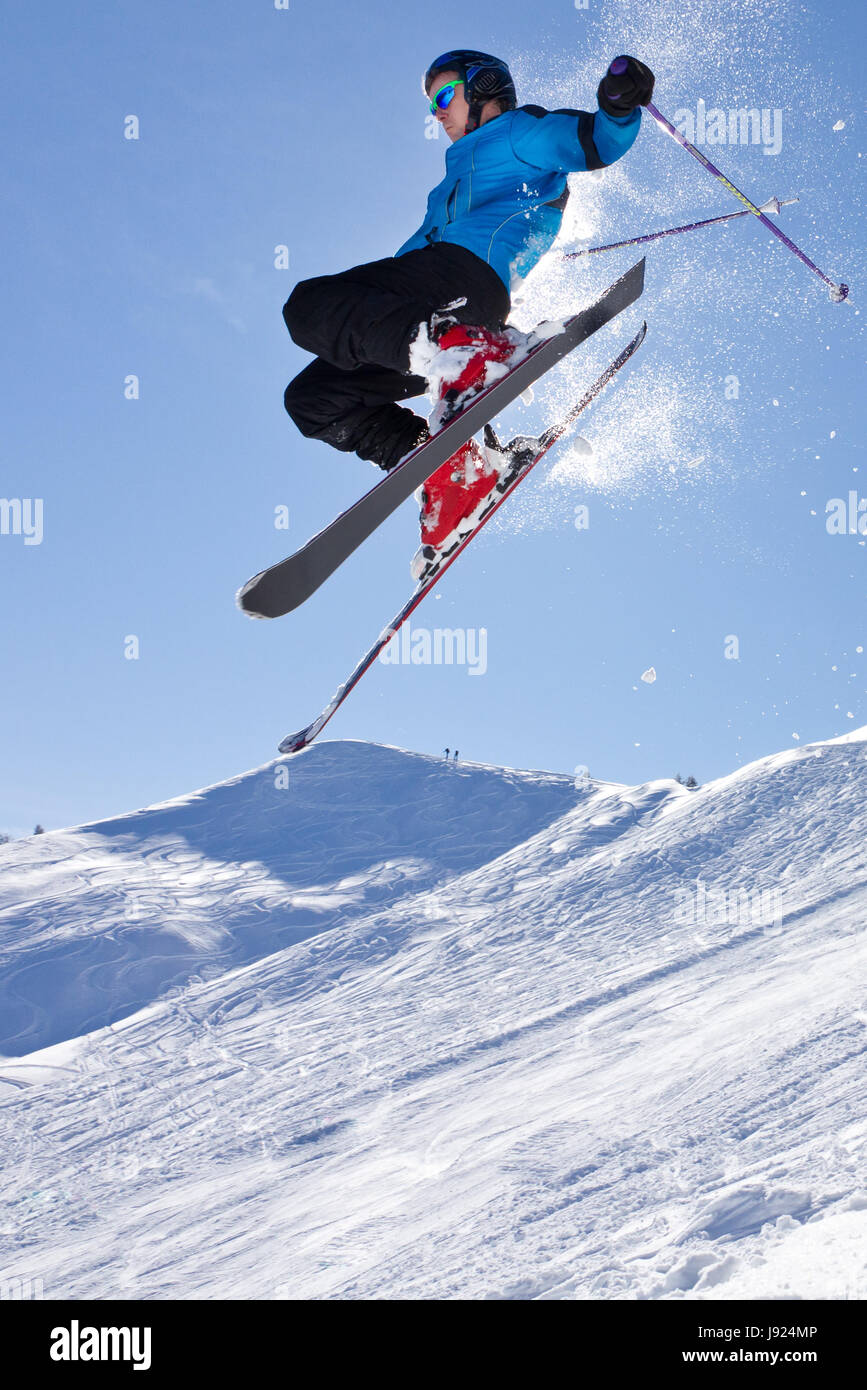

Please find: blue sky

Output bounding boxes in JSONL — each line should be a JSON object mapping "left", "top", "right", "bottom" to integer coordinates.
{"left": 1, "top": 0, "right": 864, "bottom": 833}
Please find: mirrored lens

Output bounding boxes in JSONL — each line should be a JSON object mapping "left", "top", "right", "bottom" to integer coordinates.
{"left": 429, "top": 81, "right": 461, "bottom": 115}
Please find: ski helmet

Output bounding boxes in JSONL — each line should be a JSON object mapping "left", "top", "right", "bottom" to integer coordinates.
{"left": 424, "top": 49, "right": 517, "bottom": 135}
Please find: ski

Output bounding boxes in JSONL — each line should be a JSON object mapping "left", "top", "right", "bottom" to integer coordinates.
{"left": 238, "top": 257, "right": 645, "bottom": 619}
{"left": 277, "top": 322, "right": 647, "bottom": 754}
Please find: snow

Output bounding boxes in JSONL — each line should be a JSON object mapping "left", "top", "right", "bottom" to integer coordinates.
{"left": 406, "top": 315, "right": 569, "bottom": 436}
{"left": 408, "top": 321, "right": 532, "bottom": 434}
{"left": 0, "top": 732, "right": 865, "bottom": 1299}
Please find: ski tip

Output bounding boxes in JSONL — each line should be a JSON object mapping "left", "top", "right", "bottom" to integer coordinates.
{"left": 236, "top": 574, "right": 283, "bottom": 619}
{"left": 237, "top": 604, "right": 271, "bottom": 620}
{"left": 277, "top": 731, "right": 306, "bottom": 755}
{"left": 236, "top": 574, "right": 270, "bottom": 619}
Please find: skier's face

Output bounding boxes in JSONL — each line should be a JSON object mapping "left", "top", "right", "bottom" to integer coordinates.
{"left": 429, "top": 70, "right": 470, "bottom": 142}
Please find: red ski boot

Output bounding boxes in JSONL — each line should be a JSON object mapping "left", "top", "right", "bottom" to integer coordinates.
{"left": 431, "top": 321, "right": 519, "bottom": 425}
{"left": 411, "top": 323, "right": 518, "bottom": 581}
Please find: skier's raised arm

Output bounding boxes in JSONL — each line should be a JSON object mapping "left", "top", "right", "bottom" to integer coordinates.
{"left": 508, "top": 55, "right": 654, "bottom": 172}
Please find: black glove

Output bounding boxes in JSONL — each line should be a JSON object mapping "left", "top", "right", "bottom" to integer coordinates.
{"left": 597, "top": 55, "right": 655, "bottom": 117}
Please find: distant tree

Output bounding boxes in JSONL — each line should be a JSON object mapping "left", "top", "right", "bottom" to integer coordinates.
{"left": 685, "top": 775, "right": 699, "bottom": 789}
{"left": 33, "top": 824, "right": 45, "bottom": 835}
{"left": 0, "top": 833, "right": 9, "bottom": 845}
{"left": 674, "top": 773, "right": 684, "bottom": 784}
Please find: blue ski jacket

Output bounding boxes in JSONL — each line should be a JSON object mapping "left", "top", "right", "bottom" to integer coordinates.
{"left": 395, "top": 103, "right": 641, "bottom": 292}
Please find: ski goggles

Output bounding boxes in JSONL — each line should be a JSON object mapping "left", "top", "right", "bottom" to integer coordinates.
{"left": 428, "top": 79, "right": 464, "bottom": 115}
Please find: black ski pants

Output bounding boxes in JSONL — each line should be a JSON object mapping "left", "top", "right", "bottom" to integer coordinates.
{"left": 282, "top": 243, "right": 511, "bottom": 472}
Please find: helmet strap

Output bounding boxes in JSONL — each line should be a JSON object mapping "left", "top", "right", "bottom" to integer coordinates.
{"left": 464, "top": 98, "right": 484, "bottom": 135}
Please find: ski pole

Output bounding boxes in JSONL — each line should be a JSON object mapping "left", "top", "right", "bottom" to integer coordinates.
{"left": 603, "top": 60, "right": 849, "bottom": 301}
{"left": 562, "top": 196, "right": 799, "bottom": 260}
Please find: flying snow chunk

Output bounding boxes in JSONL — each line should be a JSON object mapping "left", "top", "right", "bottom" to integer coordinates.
{"left": 833, "top": 120, "right": 846, "bottom": 132}
{"left": 641, "top": 667, "right": 657, "bottom": 684}
{"left": 573, "top": 437, "right": 594, "bottom": 456}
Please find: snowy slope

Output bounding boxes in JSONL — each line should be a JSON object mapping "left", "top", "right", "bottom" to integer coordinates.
{"left": 0, "top": 743, "right": 576, "bottom": 1056}
{"left": 0, "top": 735, "right": 865, "bottom": 1301}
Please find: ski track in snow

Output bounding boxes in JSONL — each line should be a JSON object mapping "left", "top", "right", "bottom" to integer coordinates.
{"left": 0, "top": 733, "right": 865, "bottom": 1300}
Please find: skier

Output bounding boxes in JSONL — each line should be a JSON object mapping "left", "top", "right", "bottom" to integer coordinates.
{"left": 282, "top": 48, "right": 653, "bottom": 572}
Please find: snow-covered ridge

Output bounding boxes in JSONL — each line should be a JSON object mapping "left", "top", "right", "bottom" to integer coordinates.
{"left": 0, "top": 732, "right": 864, "bottom": 1300}
{"left": 0, "top": 742, "right": 578, "bottom": 1056}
